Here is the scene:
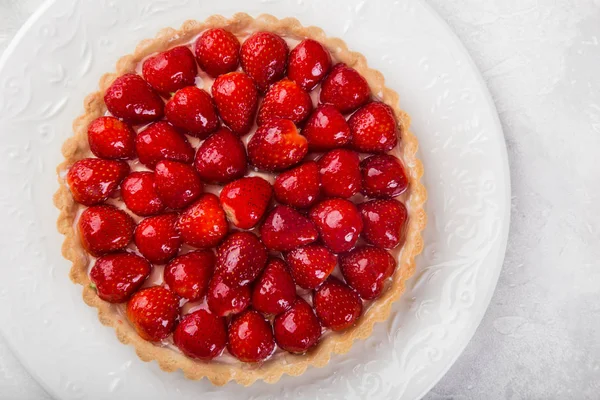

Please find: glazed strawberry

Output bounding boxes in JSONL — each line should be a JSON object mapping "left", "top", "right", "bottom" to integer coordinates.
{"left": 174, "top": 309, "right": 227, "bottom": 360}
{"left": 134, "top": 214, "right": 181, "bottom": 264}
{"left": 228, "top": 310, "right": 275, "bottom": 363}
{"left": 206, "top": 274, "right": 251, "bottom": 317}
{"left": 135, "top": 121, "right": 194, "bottom": 168}
{"left": 220, "top": 177, "right": 272, "bottom": 229}
{"left": 177, "top": 193, "right": 228, "bottom": 248}
{"left": 273, "top": 161, "right": 320, "bottom": 209}
{"left": 309, "top": 198, "right": 363, "bottom": 253}
{"left": 87, "top": 116, "right": 136, "bottom": 160}
{"left": 240, "top": 32, "right": 288, "bottom": 92}
{"left": 348, "top": 102, "right": 399, "bottom": 153}
{"left": 302, "top": 105, "right": 351, "bottom": 151}
{"left": 361, "top": 154, "right": 408, "bottom": 198}
{"left": 194, "top": 28, "right": 240, "bottom": 77}
{"left": 142, "top": 46, "right": 197, "bottom": 95}
{"left": 104, "top": 73, "right": 164, "bottom": 124}
{"left": 212, "top": 72, "right": 258, "bottom": 136}
{"left": 252, "top": 259, "right": 296, "bottom": 315}
{"left": 257, "top": 79, "right": 313, "bottom": 125}
{"left": 359, "top": 199, "right": 408, "bottom": 249}
{"left": 78, "top": 205, "right": 135, "bottom": 256}
{"left": 126, "top": 286, "right": 180, "bottom": 342}
{"left": 165, "top": 86, "right": 219, "bottom": 138}
{"left": 318, "top": 149, "right": 362, "bottom": 198}
{"left": 89, "top": 252, "right": 151, "bottom": 303}
{"left": 287, "top": 39, "right": 332, "bottom": 91}
{"left": 121, "top": 172, "right": 165, "bottom": 216}
{"left": 164, "top": 250, "right": 215, "bottom": 301}
{"left": 320, "top": 63, "right": 370, "bottom": 114}
{"left": 313, "top": 277, "right": 362, "bottom": 331}
{"left": 285, "top": 244, "right": 337, "bottom": 289}
{"left": 67, "top": 158, "right": 129, "bottom": 206}
{"left": 193, "top": 127, "right": 247, "bottom": 183}
{"left": 260, "top": 205, "right": 319, "bottom": 251}
{"left": 154, "top": 160, "right": 203, "bottom": 209}
{"left": 247, "top": 119, "right": 308, "bottom": 171}
{"left": 339, "top": 246, "right": 396, "bottom": 300}
{"left": 215, "top": 232, "right": 267, "bottom": 286}
{"left": 274, "top": 298, "right": 321, "bottom": 354}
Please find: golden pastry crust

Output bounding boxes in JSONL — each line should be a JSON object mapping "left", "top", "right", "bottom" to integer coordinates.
{"left": 54, "top": 13, "right": 427, "bottom": 386}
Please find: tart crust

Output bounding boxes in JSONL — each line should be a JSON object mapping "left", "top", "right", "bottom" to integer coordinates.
{"left": 54, "top": 13, "right": 427, "bottom": 386}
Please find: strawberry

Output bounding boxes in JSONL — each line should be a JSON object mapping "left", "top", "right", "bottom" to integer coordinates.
{"left": 89, "top": 252, "right": 151, "bottom": 303}
{"left": 164, "top": 250, "right": 215, "bottom": 301}
{"left": 285, "top": 244, "right": 336, "bottom": 289}
{"left": 104, "top": 73, "right": 164, "bottom": 124}
{"left": 240, "top": 32, "right": 288, "bottom": 92}
{"left": 220, "top": 177, "right": 272, "bottom": 229}
{"left": 121, "top": 172, "right": 165, "bottom": 216}
{"left": 177, "top": 193, "right": 228, "bottom": 248}
{"left": 215, "top": 231, "right": 267, "bottom": 287}
{"left": 259, "top": 205, "right": 319, "bottom": 251}
{"left": 252, "top": 258, "right": 296, "bottom": 315}
{"left": 319, "top": 63, "right": 370, "bottom": 114}
{"left": 361, "top": 154, "right": 408, "bottom": 198}
{"left": 67, "top": 158, "right": 129, "bottom": 206}
{"left": 134, "top": 213, "right": 181, "bottom": 264}
{"left": 309, "top": 198, "right": 363, "bottom": 253}
{"left": 193, "top": 127, "right": 247, "bottom": 183}
{"left": 257, "top": 79, "right": 313, "bottom": 125}
{"left": 358, "top": 199, "right": 408, "bottom": 249}
{"left": 339, "top": 246, "right": 396, "bottom": 300}
{"left": 206, "top": 274, "right": 251, "bottom": 317}
{"left": 154, "top": 160, "right": 203, "bottom": 209}
{"left": 273, "top": 161, "right": 320, "bottom": 209}
{"left": 313, "top": 277, "right": 362, "bottom": 331}
{"left": 87, "top": 116, "right": 136, "bottom": 160}
{"left": 302, "top": 105, "right": 351, "bottom": 151}
{"left": 126, "top": 286, "right": 180, "bottom": 342}
{"left": 287, "top": 39, "right": 332, "bottom": 91}
{"left": 247, "top": 119, "right": 308, "bottom": 171}
{"left": 318, "top": 149, "right": 362, "bottom": 198}
{"left": 273, "top": 297, "right": 321, "bottom": 354}
{"left": 135, "top": 121, "right": 194, "bottom": 168}
{"left": 165, "top": 86, "right": 219, "bottom": 138}
{"left": 348, "top": 102, "right": 399, "bottom": 153}
{"left": 142, "top": 46, "right": 197, "bottom": 95}
{"left": 173, "top": 309, "right": 227, "bottom": 360}
{"left": 227, "top": 310, "right": 275, "bottom": 363}
{"left": 212, "top": 72, "right": 258, "bottom": 136}
{"left": 194, "top": 28, "right": 240, "bottom": 77}
{"left": 78, "top": 205, "right": 135, "bottom": 256}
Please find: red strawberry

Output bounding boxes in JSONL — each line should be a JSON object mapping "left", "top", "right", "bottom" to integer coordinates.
{"left": 154, "top": 160, "right": 203, "bottom": 209}
{"left": 206, "top": 274, "right": 251, "bottom": 317}
{"left": 126, "top": 286, "right": 180, "bottom": 342}
{"left": 309, "top": 198, "right": 363, "bottom": 253}
{"left": 318, "top": 149, "right": 362, "bottom": 198}
{"left": 121, "top": 172, "right": 165, "bottom": 216}
{"left": 165, "top": 86, "right": 219, "bottom": 138}
{"left": 273, "top": 297, "right": 321, "bottom": 354}
{"left": 359, "top": 199, "right": 408, "bottom": 249}
{"left": 287, "top": 39, "right": 332, "bottom": 91}
{"left": 220, "top": 177, "right": 272, "bottom": 229}
{"left": 247, "top": 119, "right": 308, "bottom": 171}
{"left": 194, "top": 28, "right": 240, "bottom": 78}
{"left": 164, "top": 250, "right": 215, "bottom": 301}
{"left": 142, "top": 46, "right": 197, "bottom": 95}
{"left": 89, "top": 252, "right": 151, "bottom": 303}
{"left": 104, "top": 73, "right": 164, "bottom": 124}
{"left": 177, "top": 193, "right": 228, "bottom": 248}
{"left": 78, "top": 205, "right": 135, "bottom": 256}
{"left": 174, "top": 309, "right": 227, "bottom": 360}
{"left": 212, "top": 72, "right": 258, "bottom": 136}
{"left": 302, "top": 105, "right": 351, "bottom": 151}
{"left": 361, "top": 154, "right": 408, "bottom": 198}
{"left": 273, "top": 161, "right": 320, "bottom": 209}
{"left": 260, "top": 205, "right": 319, "bottom": 251}
{"left": 193, "top": 127, "right": 247, "bottom": 184}
{"left": 313, "top": 277, "right": 362, "bottom": 331}
{"left": 135, "top": 121, "right": 194, "bottom": 168}
{"left": 134, "top": 213, "right": 181, "bottom": 264}
{"left": 215, "top": 231, "right": 267, "bottom": 286}
{"left": 257, "top": 79, "right": 313, "bottom": 125}
{"left": 339, "top": 246, "right": 396, "bottom": 300}
{"left": 285, "top": 244, "right": 336, "bottom": 289}
{"left": 252, "top": 259, "right": 296, "bottom": 315}
{"left": 240, "top": 32, "right": 288, "bottom": 92}
{"left": 319, "top": 63, "right": 370, "bottom": 114}
{"left": 348, "top": 102, "right": 399, "bottom": 153}
{"left": 67, "top": 158, "right": 129, "bottom": 206}
{"left": 227, "top": 310, "right": 275, "bottom": 363}
{"left": 87, "top": 116, "right": 136, "bottom": 160}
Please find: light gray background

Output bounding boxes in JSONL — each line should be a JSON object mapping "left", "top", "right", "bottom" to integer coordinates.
{"left": 1, "top": 0, "right": 598, "bottom": 399}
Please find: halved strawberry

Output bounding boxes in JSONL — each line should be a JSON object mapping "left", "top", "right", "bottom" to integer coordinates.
{"left": 273, "top": 297, "right": 321, "bottom": 354}
{"left": 206, "top": 274, "right": 250, "bottom": 317}
{"left": 212, "top": 72, "right": 258, "bottom": 136}
{"left": 252, "top": 258, "right": 296, "bottom": 315}
{"left": 104, "top": 73, "right": 164, "bottom": 124}
{"left": 215, "top": 231, "right": 267, "bottom": 287}
{"left": 89, "top": 252, "right": 151, "bottom": 303}
{"left": 174, "top": 309, "right": 227, "bottom": 360}
{"left": 287, "top": 39, "right": 332, "bottom": 91}
{"left": 228, "top": 310, "right": 275, "bottom": 363}
{"left": 285, "top": 244, "right": 336, "bottom": 289}
{"left": 194, "top": 127, "right": 247, "bottom": 184}
{"left": 121, "top": 172, "right": 165, "bottom": 216}
{"left": 247, "top": 119, "right": 308, "bottom": 171}
{"left": 142, "top": 46, "right": 197, "bottom": 95}
{"left": 339, "top": 246, "right": 396, "bottom": 300}
{"left": 309, "top": 198, "right": 363, "bottom": 253}
{"left": 177, "top": 193, "right": 228, "bottom": 248}
{"left": 273, "top": 161, "right": 320, "bottom": 209}
{"left": 257, "top": 79, "right": 313, "bottom": 125}
{"left": 164, "top": 250, "right": 215, "bottom": 301}
{"left": 78, "top": 205, "right": 135, "bottom": 256}
{"left": 220, "top": 176, "right": 272, "bottom": 229}
{"left": 318, "top": 149, "right": 362, "bottom": 198}
{"left": 360, "top": 154, "right": 408, "bottom": 198}
{"left": 134, "top": 213, "right": 181, "bottom": 264}
{"left": 87, "top": 116, "right": 136, "bottom": 160}
{"left": 165, "top": 86, "right": 219, "bottom": 138}
{"left": 194, "top": 28, "right": 240, "bottom": 78}
{"left": 348, "top": 102, "right": 399, "bottom": 153}
{"left": 154, "top": 160, "right": 203, "bottom": 209}
{"left": 240, "top": 32, "right": 288, "bottom": 92}
{"left": 319, "top": 63, "right": 370, "bottom": 114}
{"left": 135, "top": 121, "right": 194, "bottom": 168}
{"left": 67, "top": 158, "right": 129, "bottom": 206}
{"left": 313, "top": 277, "right": 362, "bottom": 331}
{"left": 302, "top": 105, "right": 351, "bottom": 151}
{"left": 126, "top": 286, "right": 180, "bottom": 342}
{"left": 260, "top": 205, "right": 319, "bottom": 251}
{"left": 358, "top": 199, "right": 408, "bottom": 249}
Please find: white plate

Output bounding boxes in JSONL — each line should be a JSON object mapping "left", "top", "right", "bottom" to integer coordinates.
{"left": 0, "top": 0, "right": 510, "bottom": 399}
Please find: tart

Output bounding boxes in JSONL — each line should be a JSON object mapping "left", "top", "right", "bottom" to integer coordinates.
{"left": 54, "top": 13, "right": 426, "bottom": 386}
